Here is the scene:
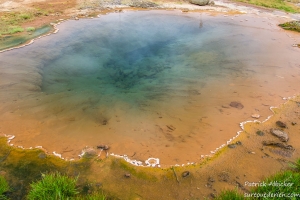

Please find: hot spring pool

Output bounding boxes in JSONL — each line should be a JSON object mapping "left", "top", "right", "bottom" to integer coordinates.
{"left": 0, "top": 10, "right": 300, "bottom": 165}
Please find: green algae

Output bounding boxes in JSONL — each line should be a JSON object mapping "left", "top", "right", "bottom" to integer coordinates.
{"left": 0, "top": 25, "right": 52, "bottom": 51}
{"left": 279, "top": 21, "right": 300, "bottom": 32}
{"left": 112, "top": 159, "right": 158, "bottom": 181}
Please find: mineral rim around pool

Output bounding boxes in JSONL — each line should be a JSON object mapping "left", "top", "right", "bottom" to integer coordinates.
{"left": 0, "top": 10, "right": 300, "bottom": 165}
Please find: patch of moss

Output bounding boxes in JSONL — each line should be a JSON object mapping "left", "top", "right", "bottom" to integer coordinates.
{"left": 234, "top": 0, "right": 300, "bottom": 13}
{"left": 0, "top": 176, "right": 9, "bottom": 200}
{"left": 0, "top": 137, "right": 93, "bottom": 199}
{"left": 279, "top": 21, "right": 300, "bottom": 32}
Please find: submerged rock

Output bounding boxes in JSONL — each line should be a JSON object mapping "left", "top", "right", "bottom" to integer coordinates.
{"left": 263, "top": 141, "right": 294, "bottom": 158}
{"left": 270, "top": 129, "right": 289, "bottom": 142}
{"left": 276, "top": 121, "right": 287, "bottom": 128}
{"left": 256, "top": 130, "right": 264, "bottom": 136}
{"left": 97, "top": 145, "right": 110, "bottom": 150}
{"left": 229, "top": 101, "right": 244, "bottom": 109}
{"left": 227, "top": 144, "right": 236, "bottom": 149}
{"left": 262, "top": 141, "right": 294, "bottom": 150}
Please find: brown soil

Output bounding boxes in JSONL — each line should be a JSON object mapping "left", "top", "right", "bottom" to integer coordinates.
{"left": 0, "top": 0, "right": 77, "bottom": 27}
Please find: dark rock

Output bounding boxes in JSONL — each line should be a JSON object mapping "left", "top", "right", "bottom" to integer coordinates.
{"left": 236, "top": 141, "right": 242, "bottom": 145}
{"left": 182, "top": 171, "right": 190, "bottom": 178}
{"left": 228, "top": 144, "right": 236, "bottom": 148}
{"left": 292, "top": 122, "right": 297, "bottom": 126}
{"left": 263, "top": 140, "right": 294, "bottom": 158}
{"left": 256, "top": 130, "right": 264, "bottom": 136}
{"left": 210, "top": 193, "right": 216, "bottom": 198}
{"left": 270, "top": 129, "right": 289, "bottom": 142}
{"left": 97, "top": 145, "right": 110, "bottom": 150}
{"left": 102, "top": 119, "right": 107, "bottom": 125}
{"left": 124, "top": 173, "right": 131, "bottom": 178}
{"left": 262, "top": 141, "right": 294, "bottom": 150}
{"left": 229, "top": 101, "right": 244, "bottom": 109}
{"left": 190, "top": 0, "right": 210, "bottom": 6}
{"left": 97, "top": 144, "right": 105, "bottom": 149}
{"left": 276, "top": 121, "right": 287, "bottom": 128}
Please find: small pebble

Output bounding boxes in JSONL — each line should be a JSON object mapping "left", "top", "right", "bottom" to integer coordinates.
{"left": 182, "top": 171, "right": 190, "bottom": 178}
{"left": 276, "top": 121, "right": 287, "bottom": 128}
{"left": 251, "top": 114, "right": 260, "bottom": 119}
{"left": 124, "top": 173, "right": 131, "bottom": 178}
{"left": 256, "top": 130, "right": 264, "bottom": 136}
{"left": 97, "top": 144, "right": 110, "bottom": 150}
{"left": 228, "top": 144, "right": 236, "bottom": 149}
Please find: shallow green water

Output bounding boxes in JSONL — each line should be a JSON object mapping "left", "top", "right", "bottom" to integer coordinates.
{"left": 0, "top": 25, "right": 52, "bottom": 51}
{"left": 0, "top": 11, "right": 300, "bottom": 164}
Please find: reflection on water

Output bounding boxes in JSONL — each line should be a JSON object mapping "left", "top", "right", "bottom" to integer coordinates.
{"left": 0, "top": 10, "right": 300, "bottom": 165}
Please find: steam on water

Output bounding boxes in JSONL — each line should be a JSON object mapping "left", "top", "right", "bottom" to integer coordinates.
{"left": 0, "top": 11, "right": 300, "bottom": 164}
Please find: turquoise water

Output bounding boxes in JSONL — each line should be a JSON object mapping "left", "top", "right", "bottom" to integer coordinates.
{"left": 41, "top": 12, "right": 221, "bottom": 106}
{"left": 1, "top": 11, "right": 300, "bottom": 164}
